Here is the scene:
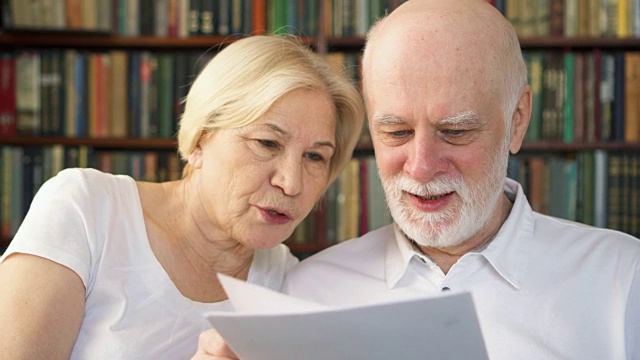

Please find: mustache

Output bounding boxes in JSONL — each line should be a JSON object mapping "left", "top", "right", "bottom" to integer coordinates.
{"left": 390, "top": 174, "right": 465, "bottom": 197}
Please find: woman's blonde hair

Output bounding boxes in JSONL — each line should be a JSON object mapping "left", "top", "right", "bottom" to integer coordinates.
{"left": 177, "top": 35, "right": 365, "bottom": 184}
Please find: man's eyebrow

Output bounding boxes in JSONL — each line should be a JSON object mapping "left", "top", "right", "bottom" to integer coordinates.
{"left": 372, "top": 113, "right": 408, "bottom": 125}
{"left": 438, "top": 111, "right": 481, "bottom": 126}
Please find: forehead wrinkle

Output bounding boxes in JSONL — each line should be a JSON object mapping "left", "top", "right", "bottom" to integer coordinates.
{"left": 255, "top": 122, "right": 290, "bottom": 140}
{"left": 257, "top": 123, "right": 335, "bottom": 150}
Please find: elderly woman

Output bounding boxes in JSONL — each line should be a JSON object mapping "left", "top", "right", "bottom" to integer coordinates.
{"left": 0, "top": 35, "right": 364, "bottom": 359}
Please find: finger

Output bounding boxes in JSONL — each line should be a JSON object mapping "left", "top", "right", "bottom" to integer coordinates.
{"left": 191, "top": 329, "right": 238, "bottom": 359}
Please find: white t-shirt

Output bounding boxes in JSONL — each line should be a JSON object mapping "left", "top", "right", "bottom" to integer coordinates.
{"left": 284, "top": 178, "right": 640, "bottom": 360}
{"left": 2, "top": 168, "right": 299, "bottom": 359}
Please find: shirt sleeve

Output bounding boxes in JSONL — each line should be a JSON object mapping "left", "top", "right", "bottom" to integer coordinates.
{"left": 1, "top": 169, "right": 95, "bottom": 288}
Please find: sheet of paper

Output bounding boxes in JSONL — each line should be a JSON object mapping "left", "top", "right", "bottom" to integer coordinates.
{"left": 208, "top": 274, "right": 488, "bottom": 360}
{"left": 216, "top": 273, "right": 328, "bottom": 313}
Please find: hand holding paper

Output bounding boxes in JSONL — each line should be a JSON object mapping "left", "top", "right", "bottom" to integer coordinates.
{"left": 207, "top": 274, "right": 488, "bottom": 360}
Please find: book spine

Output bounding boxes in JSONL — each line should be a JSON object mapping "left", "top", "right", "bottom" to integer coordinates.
{"left": 0, "top": 53, "right": 17, "bottom": 136}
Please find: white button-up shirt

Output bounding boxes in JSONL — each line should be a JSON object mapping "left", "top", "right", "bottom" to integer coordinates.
{"left": 285, "top": 178, "right": 640, "bottom": 360}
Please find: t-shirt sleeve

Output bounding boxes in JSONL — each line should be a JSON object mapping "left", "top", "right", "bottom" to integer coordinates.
{"left": 1, "top": 168, "right": 96, "bottom": 289}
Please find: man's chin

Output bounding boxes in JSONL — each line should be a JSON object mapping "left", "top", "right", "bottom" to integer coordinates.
{"left": 399, "top": 219, "right": 469, "bottom": 248}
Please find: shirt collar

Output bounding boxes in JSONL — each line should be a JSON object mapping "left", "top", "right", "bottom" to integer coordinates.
{"left": 385, "top": 224, "right": 430, "bottom": 288}
{"left": 480, "top": 178, "right": 535, "bottom": 289}
{"left": 384, "top": 178, "right": 535, "bottom": 289}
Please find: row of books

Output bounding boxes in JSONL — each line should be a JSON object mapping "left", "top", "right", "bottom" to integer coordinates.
{"left": 508, "top": 150, "right": 640, "bottom": 238}
{"left": 2, "top": 0, "right": 323, "bottom": 38}
{"left": 3, "top": 146, "right": 639, "bottom": 245}
{"left": 0, "top": 49, "right": 215, "bottom": 138}
{"left": 322, "top": 0, "right": 405, "bottom": 38}
{"left": 2, "top": 0, "right": 111, "bottom": 32}
{"left": 5, "top": 0, "right": 640, "bottom": 40}
{"left": 524, "top": 50, "right": 640, "bottom": 144}
{"left": 2, "top": 0, "right": 257, "bottom": 36}
{"left": 0, "top": 145, "right": 183, "bottom": 240}
{"left": 1, "top": 0, "right": 410, "bottom": 38}
{"left": 493, "top": 0, "right": 640, "bottom": 38}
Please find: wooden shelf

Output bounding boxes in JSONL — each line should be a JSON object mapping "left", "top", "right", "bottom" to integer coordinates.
{"left": 0, "top": 136, "right": 177, "bottom": 149}
{"left": 520, "top": 142, "right": 640, "bottom": 152}
{"left": 0, "top": 30, "right": 316, "bottom": 50}
{"left": 519, "top": 36, "right": 640, "bottom": 50}
{"left": 327, "top": 36, "right": 640, "bottom": 51}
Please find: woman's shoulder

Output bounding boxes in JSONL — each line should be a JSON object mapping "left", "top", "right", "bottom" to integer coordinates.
{"left": 52, "top": 167, "right": 131, "bottom": 186}
{"left": 43, "top": 168, "right": 135, "bottom": 198}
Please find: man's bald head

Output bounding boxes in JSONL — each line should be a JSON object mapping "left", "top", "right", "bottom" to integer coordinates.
{"left": 362, "top": 0, "right": 527, "bottom": 119}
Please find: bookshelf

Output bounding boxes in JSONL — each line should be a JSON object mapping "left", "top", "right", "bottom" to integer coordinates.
{"left": 1, "top": 0, "right": 640, "bottom": 257}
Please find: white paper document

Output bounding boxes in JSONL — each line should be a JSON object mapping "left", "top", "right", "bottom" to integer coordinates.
{"left": 208, "top": 274, "right": 488, "bottom": 360}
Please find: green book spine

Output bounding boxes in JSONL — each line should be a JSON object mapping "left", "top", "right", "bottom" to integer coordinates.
{"left": 272, "top": 0, "right": 287, "bottom": 34}
{"left": 563, "top": 52, "right": 575, "bottom": 143}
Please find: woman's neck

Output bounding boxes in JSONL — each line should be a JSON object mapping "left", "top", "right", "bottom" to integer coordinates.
{"left": 138, "top": 180, "right": 254, "bottom": 303}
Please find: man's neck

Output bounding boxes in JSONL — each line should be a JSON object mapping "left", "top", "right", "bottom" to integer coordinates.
{"left": 417, "top": 193, "right": 513, "bottom": 274}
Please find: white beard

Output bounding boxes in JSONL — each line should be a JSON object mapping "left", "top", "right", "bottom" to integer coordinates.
{"left": 381, "top": 139, "right": 510, "bottom": 248}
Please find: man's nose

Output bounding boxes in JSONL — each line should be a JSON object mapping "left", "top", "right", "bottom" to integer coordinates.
{"left": 403, "top": 135, "right": 449, "bottom": 182}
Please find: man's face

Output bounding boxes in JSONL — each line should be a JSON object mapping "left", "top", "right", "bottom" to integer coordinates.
{"left": 365, "top": 47, "right": 512, "bottom": 248}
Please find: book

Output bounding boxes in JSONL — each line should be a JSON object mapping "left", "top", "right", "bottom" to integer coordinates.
{"left": 624, "top": 52, "right": 640, "bottom": 143}
{"left": 15, "top": 52, "right": 41, "bottom": 135}
{"left": 110, "top": 50, "right": 128, "bottom": 138}
{"left": 593, "top": 149, "right": 608, "bottom": 228}
{"left": 252, "top": 0, "right": 266, "bottom": 34}
{"left": 0, "top": 53, "right": 16, "bottom": 136}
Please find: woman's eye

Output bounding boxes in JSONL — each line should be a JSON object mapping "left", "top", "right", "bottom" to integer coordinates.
{"left": 258, "top": 139, "right": 279, "bottom": 149}
{"left": 305, "top": 152, "right": 325, "bottom": 162}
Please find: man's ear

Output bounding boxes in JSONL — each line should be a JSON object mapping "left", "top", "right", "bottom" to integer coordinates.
{"left": 509, "top": 85, "right": 532, "bottom": 154}
{"left": 187, "top": 145, "right": 204, "bottom": 169}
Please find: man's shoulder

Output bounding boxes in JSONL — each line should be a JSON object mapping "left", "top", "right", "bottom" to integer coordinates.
{"left": 532, "top": 212, "right": 640, "bottom": 253}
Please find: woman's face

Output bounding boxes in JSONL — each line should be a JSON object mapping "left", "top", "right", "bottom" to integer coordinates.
{"left": 191, "top": 89, "right": 337, "bottom": 249}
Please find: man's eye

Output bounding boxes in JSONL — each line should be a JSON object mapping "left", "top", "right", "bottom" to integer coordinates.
{"left": 258, "top": 139, "right": 279, "bottom": 149}
{"left": 444, "top": 129, "right": 466, "bottom": 137}
{"left": 390, "top": 130, "right": 411, "bottom": 137}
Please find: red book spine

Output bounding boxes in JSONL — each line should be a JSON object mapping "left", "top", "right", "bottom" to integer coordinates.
{"left": 168, "top": 0, "right": 179, "bottom": 37}
{"left": 0, "top": 55, "right": 17, "bottom": 136}
{"left": 253, "top": 0, "right": 266, "bottom": 35}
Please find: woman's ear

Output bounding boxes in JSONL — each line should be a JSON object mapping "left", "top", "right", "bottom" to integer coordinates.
{"left": 509, "top": 85, "right": 532, "bottom": 154}
{"left": 187, "top": 145, "right": 204, "bottom": 169}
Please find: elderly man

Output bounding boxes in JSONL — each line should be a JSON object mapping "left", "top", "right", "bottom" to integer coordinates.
{"left": 193, "top": 1, "right": 640, "bottom": 359}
